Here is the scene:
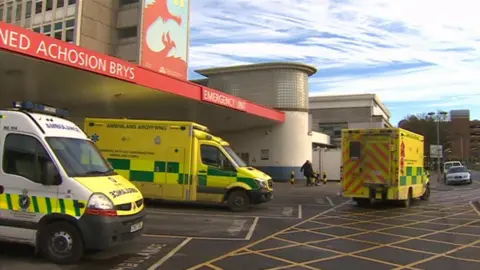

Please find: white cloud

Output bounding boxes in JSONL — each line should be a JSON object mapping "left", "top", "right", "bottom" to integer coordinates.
{"left": 188, "top": 0, "right": 480, "bottom": 116}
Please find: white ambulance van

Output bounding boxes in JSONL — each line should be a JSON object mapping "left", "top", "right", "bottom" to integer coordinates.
{"left": 0, "top": 101, "right": 146, "bottom": 264}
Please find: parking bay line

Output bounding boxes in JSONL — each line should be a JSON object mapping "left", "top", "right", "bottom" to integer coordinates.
{"left": 147, "top": 237, "right": 192, "bottom": 270}
{"left": 245, "top": 217, "right": 259, "bottom": 240}
{"left": 143, "top": 216, "right": 259, "bottom": 241}
{"left": 145, "top": 207, "right": 302, "bottom": 220}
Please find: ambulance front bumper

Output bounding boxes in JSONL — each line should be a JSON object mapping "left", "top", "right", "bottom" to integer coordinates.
{"left": 78, "top": 209, "right": 147, "bottom": 250}
{"left": 248, "top": 189, "right": 273, "bottom": 204}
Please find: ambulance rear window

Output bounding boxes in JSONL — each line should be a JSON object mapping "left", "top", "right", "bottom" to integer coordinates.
{"left": 349, "top": 141, "right": 361, "bottom": 159}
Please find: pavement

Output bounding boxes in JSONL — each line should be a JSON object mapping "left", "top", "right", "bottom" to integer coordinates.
{"left": 1, "top": 177, "right": 480, "bottom": 270}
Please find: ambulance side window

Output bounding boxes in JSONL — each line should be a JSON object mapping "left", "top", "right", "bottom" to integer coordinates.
{"left": 200, "top": 145, "right": 234, "bottom": 170}
{"left": 349, "top": 141, "right": 361, "bottom": 159}
{"left": 3, "top": 134, "right": 57, "bottom": 184}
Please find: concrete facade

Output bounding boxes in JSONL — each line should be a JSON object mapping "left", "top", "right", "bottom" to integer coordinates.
{"left": 196, "top": 63, "right": 316, "bottom": 111}
{"left": 0, "top": 0, "right": 141, "bottom": 62}
{"left": 221, "top": 111, "right": 312, "bottom": 180}
{"left": 195, "top": 63, "right": 323, "bottom": 181}
{"left": 448, "top": 110, "right": 471, "bottom": 162}
{"left": 309, "top": 94, "right": 391, "bottom": 147}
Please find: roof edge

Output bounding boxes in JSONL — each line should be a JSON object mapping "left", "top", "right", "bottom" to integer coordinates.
{"left": 309, "top": 93, "right": 391, "bottom": 118}
{"left": 196, "top": 62, "right": 318, "bottom": 77}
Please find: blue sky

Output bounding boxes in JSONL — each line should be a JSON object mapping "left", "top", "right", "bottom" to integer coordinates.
{"left": 186, "top": 0, "right": 480, "bottom": 125}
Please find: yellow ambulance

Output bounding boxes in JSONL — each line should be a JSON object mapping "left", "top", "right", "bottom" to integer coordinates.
{"left": 341, "top": 128, "right": 430, "bottom": 207}
{"left": 84, "top": 118, "right": 274, "bottom": 212}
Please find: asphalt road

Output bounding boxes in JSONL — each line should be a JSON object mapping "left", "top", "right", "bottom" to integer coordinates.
{"left": 1, "top": 177, "right": 480, "bottom": 270}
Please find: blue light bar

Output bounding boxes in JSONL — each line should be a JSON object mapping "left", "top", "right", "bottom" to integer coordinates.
{"left": 12, "top": 101, "right": 69, "bottom": 118}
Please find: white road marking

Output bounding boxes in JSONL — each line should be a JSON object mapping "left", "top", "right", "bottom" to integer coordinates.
{"left": 143, "top": 234, "right": 249, "bottom": 241}
{"left": 298, "top": 204, "right": 303, "bottom": 219}
{"left": 147, "top": 238, "right": 192, "bottom": 270}
{"left": 325, "top": 196, "right": 334, "bottom": 206}
{"left": 315, "top": 197, "right": 325, "bottom": 204}
{"left": 145, "top": 209, "right": 300, "bottom": 219}
{"left": 111, "top": 243, "right": 165, "bottom": 270}
{"left": 245, "top": 217, "right": 259, "bottom": 240}
{"left": 227, "top": 219, "right": 246, "bottom": 236}
{"left": 282, "top": 207, "right": 293, "bottom": 217}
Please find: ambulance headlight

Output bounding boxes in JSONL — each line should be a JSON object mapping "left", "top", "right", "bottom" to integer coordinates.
{"left": 255, "top": 179, "right": 267, "bottom": 188}
{"left": 87, "top": 193, "right": 115, "bottom": 210}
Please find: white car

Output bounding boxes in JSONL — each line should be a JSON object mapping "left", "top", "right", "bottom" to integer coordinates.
{"left": 443, "top": 161, "right": 462, "bottom": 175}
{"left": 445, "top": 166, "right": 472, "bottom": 185}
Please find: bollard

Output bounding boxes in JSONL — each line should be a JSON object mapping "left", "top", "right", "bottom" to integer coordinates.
{"left": 290, "top": 170, "right": 295, "bottom": 185}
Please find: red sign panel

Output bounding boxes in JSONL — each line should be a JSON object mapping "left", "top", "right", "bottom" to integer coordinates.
{"left": 201, "top": 88, "right": 247, "bottom": 112}
{"left": 140, "top": 0, "right": 189, "bottom": 80}
{"left": 0, "top": 22, "right": 137, "bottom": 82}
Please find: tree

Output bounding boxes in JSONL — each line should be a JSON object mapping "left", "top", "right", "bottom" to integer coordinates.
{"left": 398, "top": 113, "right": 450, "bottom": 158}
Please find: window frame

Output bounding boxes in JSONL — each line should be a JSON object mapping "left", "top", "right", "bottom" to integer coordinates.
{"left": 200, "top": 144, "right": 235, "bottom": 171}
{"left": 349, "top": 141, "right": 362, "bottom": 159}
{"left": 2, "top": 133, "right": 60, "bottom": 185}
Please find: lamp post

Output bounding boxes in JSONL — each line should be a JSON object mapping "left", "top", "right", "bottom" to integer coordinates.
{"left": 428, "top": 111, "right": 448, "bottom": 181}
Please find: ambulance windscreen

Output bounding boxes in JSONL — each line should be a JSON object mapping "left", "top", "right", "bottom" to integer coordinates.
{"left": 223, "top": 146, "right": 247, "bottom": 167}
{"left": 46, "top": 137, "right": 116, "bottom": 177}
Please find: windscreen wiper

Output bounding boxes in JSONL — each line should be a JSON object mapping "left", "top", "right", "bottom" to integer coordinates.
{"left": 82, "top": 169, "right": 117, "bottom": 176}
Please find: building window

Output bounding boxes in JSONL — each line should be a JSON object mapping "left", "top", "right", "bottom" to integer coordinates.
{"left": 6, "top": 3, "right": 12, "bottom": 23}
{"left": 120, "top": 0, "right": 139, "bottom": 6}
{"left": 54, "top": 31, "right": 62, "bottom": 40}
{"left": 33, "top": 27, "right": 41, "bottom": 32}
{"left": 46, "top": 0, "right": 53, "bottom": 11}
{"left": 35, "top": 0, "right": 42, "bottom": 14}
{"left": 54, "top": 21, "right": 62, "bottom": 31}
{"left": 0, "top": 4, "right": 3, "bottom": 21}
{"left": 65, "top": 28, "right": 74, "bottom": 42}
{"left": 15, "top": 2, "right": 22, "bottom": 21}
{"left": 57, "top": 0, "right": 65, "bottom": 8}
{"left": 66, "top": 19, "right": 75, "bottom": 28}
{"left": 25, "top": 1, "right": 32, "bottom": 19}
{"left": 118, "top": 26, "right": 137, "bottom": 39}
{"left": 42, "top": 24, "right": 51, "bottom": 33}
{"left": 68, "top": 0, "right": 76, "bottom": 5}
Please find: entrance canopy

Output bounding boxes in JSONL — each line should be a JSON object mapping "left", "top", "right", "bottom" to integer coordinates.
{"left": 0, "top": 22, "right": 284, "bottom": 134}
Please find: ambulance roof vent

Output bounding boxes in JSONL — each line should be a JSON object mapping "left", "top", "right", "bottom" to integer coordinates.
{"left": 12, "top": 101, "right": 69, "bottom": 118}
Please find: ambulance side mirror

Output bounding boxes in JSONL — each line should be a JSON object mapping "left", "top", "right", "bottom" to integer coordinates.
{"left": 44, "top": 162, "right": 62, "bottom": 186}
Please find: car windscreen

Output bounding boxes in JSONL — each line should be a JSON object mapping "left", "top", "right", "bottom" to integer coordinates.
{"left": 46, "top": 137, "right": 116, "bottom": 177}
{"left": 448, "top": 167, "right": 468, "bottom": 174}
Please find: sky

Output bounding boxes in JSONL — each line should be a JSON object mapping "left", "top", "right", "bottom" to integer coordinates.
{"left": 184, "top": 0, "right": 480, "bottom": 126}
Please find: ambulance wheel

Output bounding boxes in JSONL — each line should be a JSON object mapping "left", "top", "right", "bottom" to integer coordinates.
{"left": 354, "top": 198, "right": 370, "bottom": 207}
{"left": 40, "top": 221, "right": 84, "bottom": 264}
{"left": 421, "top": 184, "right": 431, "bottom": 201}
{"left": 402, "top": 189, "right": 412, "bottom": 208}
{"left": 227, "top": 190, "right": 251, "bottom": 212}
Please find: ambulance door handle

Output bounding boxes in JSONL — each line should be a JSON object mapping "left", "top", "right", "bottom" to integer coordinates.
{"left": 0, "top": 185, "right": 3, "bottom": 194}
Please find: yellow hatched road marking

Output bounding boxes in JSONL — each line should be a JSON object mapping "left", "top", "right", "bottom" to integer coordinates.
{"left": 188, "top": 202, "right": 475, "bottom": 270}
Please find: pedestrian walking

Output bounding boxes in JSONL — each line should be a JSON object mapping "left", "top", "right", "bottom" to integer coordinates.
{"left": 300, "top": 160, "right": 315, "bottom": 187}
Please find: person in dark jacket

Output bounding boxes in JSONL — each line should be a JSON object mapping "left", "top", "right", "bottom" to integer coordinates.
{"left": 300, "top": 160, "right": 315, "bottom": 186}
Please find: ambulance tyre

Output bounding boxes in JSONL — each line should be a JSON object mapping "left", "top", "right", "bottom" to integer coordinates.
{"left": 40, "top": 221, "right": 84, "bottom": 264}
{"left": 421, "top": 184, "right": 431, "bottom": 201}
{"left": 227, "top": 189, "right": 251, "bottom": 212}
{"left": 402, "top": 188, "right": 412, "bottom": 208}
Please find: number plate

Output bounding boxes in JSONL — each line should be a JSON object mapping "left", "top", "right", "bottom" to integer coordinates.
{"left": 130, "top": 221, "right": 143, "bottom": 233}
